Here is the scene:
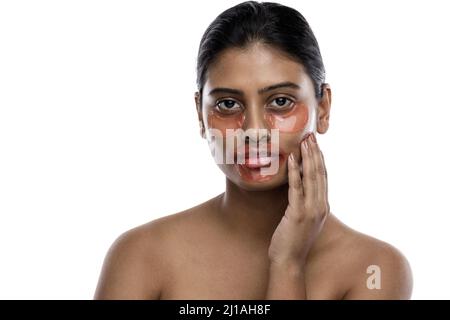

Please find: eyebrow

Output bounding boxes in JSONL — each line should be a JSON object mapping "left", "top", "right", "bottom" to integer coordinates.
{"left": 208, "top": 81, "right": 301, "bottom": 96}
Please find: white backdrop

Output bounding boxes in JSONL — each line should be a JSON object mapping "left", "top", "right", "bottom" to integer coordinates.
{"left": 0, "top": 0, "right": 449, "bottom": 299}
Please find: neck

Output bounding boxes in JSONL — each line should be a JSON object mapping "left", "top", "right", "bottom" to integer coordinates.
{"left": 216, "top": 178, "right": 289, "bottom": 244}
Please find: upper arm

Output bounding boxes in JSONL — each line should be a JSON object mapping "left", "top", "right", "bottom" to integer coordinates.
{"left": 94, "top": 227, "right": 165, "bottom": 300}
{"left": 343, "top": 241, "right": 413, "bottom": 300}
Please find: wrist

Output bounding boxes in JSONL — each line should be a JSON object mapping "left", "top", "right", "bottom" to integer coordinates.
{"left": 269, "top": 259, "right": 306, "bottom": 276}
{"left": 266, "top": 259, "right": 307, "bottom": 300}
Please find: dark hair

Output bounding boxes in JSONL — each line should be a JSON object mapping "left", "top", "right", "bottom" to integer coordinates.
{"left": 196, "top": 1, "right": 326, "bottom": 105}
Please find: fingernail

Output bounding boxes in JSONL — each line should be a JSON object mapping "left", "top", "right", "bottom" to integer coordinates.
{"left": 289, "top": 153, "right": 294, "bottom": 162}
{"left": 303, "top": 138, "right": 309, "bottom": 150}
{"left": 311, "top": 133, "right": 317, "bottom": 143}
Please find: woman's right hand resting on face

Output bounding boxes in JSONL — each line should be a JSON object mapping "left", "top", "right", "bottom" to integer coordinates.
{"left": 266, "top": 132, "right": 329, "bottom": 299}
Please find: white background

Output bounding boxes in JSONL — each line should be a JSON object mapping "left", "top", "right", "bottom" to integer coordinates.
{"left": 0, "top": 0, "right": 449, "bottom": 299}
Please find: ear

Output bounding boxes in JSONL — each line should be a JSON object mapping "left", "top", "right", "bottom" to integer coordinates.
{"left": 195, "top": 91, "right": 206, "bottom": 139}
{"left": 316, "top": 83, "right": 332, "bottom": 134}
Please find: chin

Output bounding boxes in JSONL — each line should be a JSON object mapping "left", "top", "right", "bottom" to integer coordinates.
{"left": 235, "top": 177, "right": 288, "bottom": 191}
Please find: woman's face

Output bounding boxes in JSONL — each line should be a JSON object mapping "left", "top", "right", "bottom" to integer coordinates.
{"left": 197, "top": 42, "right": 321, "bottom": 191}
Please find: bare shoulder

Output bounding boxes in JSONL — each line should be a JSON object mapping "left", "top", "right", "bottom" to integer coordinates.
{"left": 94, "top": 196, "right": 219, "bottom": 300}
{"left": 324, "top": 214, "right": 413, "bottom": 299}
{"left": 93, "top": 217, "right": 168, "bottom": 299}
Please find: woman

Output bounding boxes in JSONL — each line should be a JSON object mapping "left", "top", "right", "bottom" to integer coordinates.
{"left": 94, "top": 1, "right": 413, "bottom": 299}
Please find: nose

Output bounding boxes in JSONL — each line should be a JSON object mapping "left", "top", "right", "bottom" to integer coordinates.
{"left": 241, "top": 102, "right": 270, "bottom": 143}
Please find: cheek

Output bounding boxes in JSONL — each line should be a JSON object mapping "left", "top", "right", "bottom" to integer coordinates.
{"left": 207, "top": 111, "right": 245, "bottom": 136}
{"left": 264, "top": 102, "right": 309, "bottom": 133}
{"left": 280, "top": 132, "right": 303, "bottom": 162}
{"left": 205, "top": 111, "right": 245, "bottom": 163}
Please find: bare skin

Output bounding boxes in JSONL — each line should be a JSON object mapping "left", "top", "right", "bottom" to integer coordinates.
{"left": 94, "top": 42, "right": 413, "bottom": 300}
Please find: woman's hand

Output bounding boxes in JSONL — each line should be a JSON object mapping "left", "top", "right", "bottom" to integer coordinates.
{"left": 268, "top": 132, "right": 330, "bottom": 268}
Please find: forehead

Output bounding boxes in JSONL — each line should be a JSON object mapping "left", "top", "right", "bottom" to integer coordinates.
{"left": 205, "top": 42, "right": 310, "bottom": 89}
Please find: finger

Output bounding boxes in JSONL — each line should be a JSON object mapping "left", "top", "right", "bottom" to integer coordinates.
{"left": 287, "top": 152, "right": 304, "bottom": 211}
{"left": 310, "top": 134, "right": 328, "bottom": 208}
{"left": 319, "top": 149, "right": 328, "bottom": 201}
{"left": 294, "top": 139, "right": 303, "bottom": 177}
{"left": 301, "top": 134, "right": 317, "bottom": 207}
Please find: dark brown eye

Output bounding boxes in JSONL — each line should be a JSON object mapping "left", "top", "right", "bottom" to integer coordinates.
{"left": 268, "top": 97, "right": 294, "bottom": 110}
{"left": 216, "top": 99, "right": 242, "bottom": 113}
